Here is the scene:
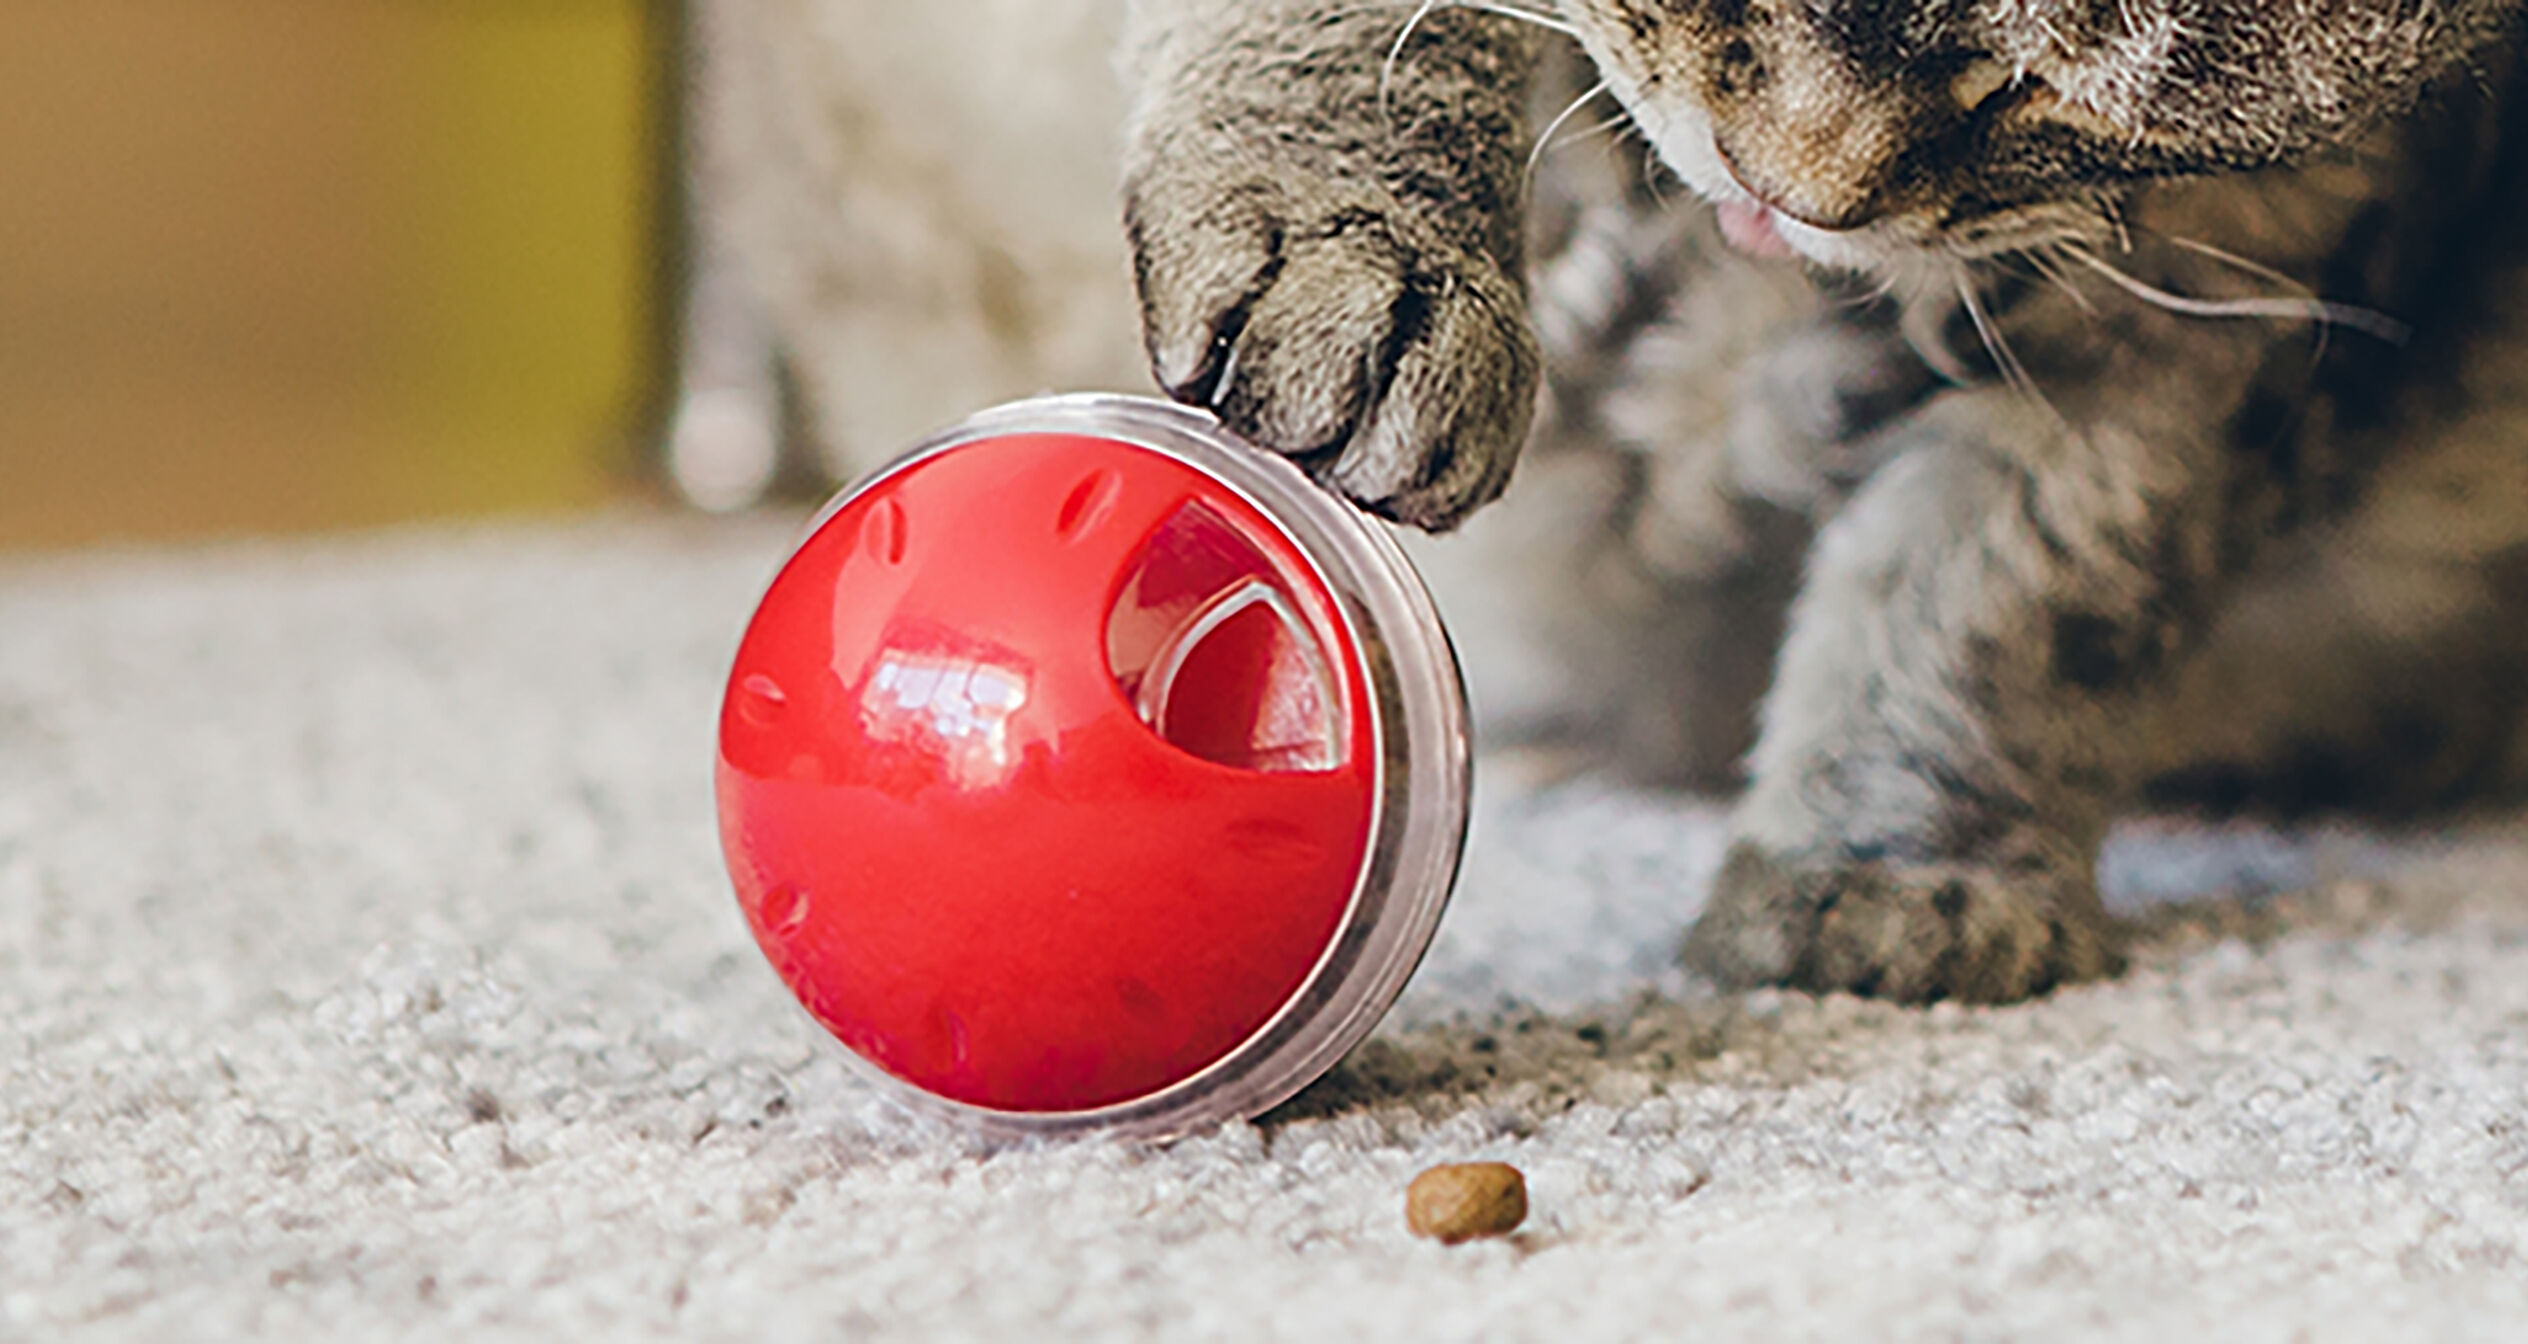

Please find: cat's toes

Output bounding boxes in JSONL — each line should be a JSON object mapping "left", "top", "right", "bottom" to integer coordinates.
{"left": 1125, "top": 183, "right": 1538, "bottom": 530}
{"left": 1683, "top": 844, "right": 2124, "bottom": 1004}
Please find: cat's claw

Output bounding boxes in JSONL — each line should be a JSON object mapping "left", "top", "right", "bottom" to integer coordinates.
{"left": 1684, "top": 844, "right": 2125, "bottom": 1004}
{"left": 1125, "top": 181, "right": 1540, "bottom": 531}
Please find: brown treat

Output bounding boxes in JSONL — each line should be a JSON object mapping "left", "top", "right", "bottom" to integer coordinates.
{"left": 1406, "top": 1162, "right": 1528, "bottom": 1244}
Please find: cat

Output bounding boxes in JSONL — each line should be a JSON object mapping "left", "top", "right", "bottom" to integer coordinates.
{"left": 688, "top": 0, "right": 2528, "bottom": 1005}
{"left": 1120, "top": 0, "right": 2528, "bottom": 1002}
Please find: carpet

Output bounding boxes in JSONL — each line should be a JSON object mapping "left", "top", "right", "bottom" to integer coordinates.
{"left": 6, "top": 515, "right": 2528, "bottom": 1340}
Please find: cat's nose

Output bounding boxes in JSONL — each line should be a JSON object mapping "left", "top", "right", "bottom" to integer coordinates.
{"left": 1713, "top": 135, "right": 1887, "bottom": 234}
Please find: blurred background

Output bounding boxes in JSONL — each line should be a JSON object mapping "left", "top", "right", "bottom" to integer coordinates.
{"left": 0, "top": 0, "right": 679, "bottom": 552}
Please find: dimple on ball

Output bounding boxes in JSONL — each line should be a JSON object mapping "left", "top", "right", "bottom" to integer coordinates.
{"left": 714, "top": 396, "right": 1472, "bottom": 1140}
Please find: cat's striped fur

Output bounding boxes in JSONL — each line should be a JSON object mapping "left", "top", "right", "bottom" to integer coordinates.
{"left": 690, "top": 0, "right": 2528, "bottom": 1005}
{"left": 1122, "top": 0, "right": 2528, "bottom": 1001}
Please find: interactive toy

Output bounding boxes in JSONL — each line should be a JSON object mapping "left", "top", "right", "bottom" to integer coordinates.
{"left": 715, "top": 395, "right": 1470, "bottom": 1139}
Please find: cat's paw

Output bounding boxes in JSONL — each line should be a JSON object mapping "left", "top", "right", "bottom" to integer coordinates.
{"left": 1682, "top": 844, "right": 2124, "bottom": 1004}
{"left": 1124, "top": 178, "right": 1540, "bottom": 530}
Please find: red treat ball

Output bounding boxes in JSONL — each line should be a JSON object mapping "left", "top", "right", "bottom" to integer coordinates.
{"left": 716, "top": 397, "right": 1468, "bottom": 1139}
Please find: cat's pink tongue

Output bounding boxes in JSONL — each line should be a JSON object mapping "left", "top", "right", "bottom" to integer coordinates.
{"left": 1717, "top": 201, "right": 1795, "bottom": 259}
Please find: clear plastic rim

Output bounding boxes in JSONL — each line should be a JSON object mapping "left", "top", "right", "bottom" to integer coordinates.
{"left": 776, "top": 393, "right": 1472, "bottom": 1143}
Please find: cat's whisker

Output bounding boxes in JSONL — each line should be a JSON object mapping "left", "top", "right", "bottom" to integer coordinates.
{"left": 1821, "top": 265, "right": 1905, "bottom": 314}
{"left": 2173, "top": 231, "right": 2345, "bottom": 367}
{"left": 2020, "top": 245, "right": 2098, "bottom": 317}
{"left": 1564, "top": 110, "right": 1641, "bottom": 153}
{"left": 1928, "top": 202, "right": 2113, "bottom": 265}
{"left": 1525, "top": 80, "right": 1615, "bottom": 179}
{"left": 2174, "top": 233, "right": 2360, "bottom": 364}
{"left": 1380, "top": 0, "right": 1578, "bottom": 121}
{"left": 1855, "top": 277, "right": 1905, "bottom": 310}
{"left": 2158, "top": 234, "right": 2305, "bottom": 293}
{"left": 1379, "top": 1, "right": 1450, "bottom": 121}
{"left": 1899, "top": 275, "right": 1974, "bottom": 385}
{"left": 1639, "top": 145, "right": 1674, "bottom": 204}
{"left": 2095, "top": 194, "right": 2136, "bottom": 255}
{"left": 1442, "top": 1, "right": 1578, "bottom": 37}
{"left": 1956, "top": 265, "right": 2067, "bottom": 426}
{"left": 2061, "top": 247, "right": 2412, "bottom": 345}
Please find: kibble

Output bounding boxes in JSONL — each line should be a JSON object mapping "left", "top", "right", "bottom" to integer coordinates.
{"left": 1406, "top": 1161, "right": 1528, "bottom": 1244}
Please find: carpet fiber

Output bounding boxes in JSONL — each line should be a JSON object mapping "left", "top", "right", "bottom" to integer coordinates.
{"left": 7, "top": 516, "right": 2528, "bottom": 1340}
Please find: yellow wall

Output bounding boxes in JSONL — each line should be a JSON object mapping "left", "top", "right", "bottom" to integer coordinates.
{"left": 0, "top": 0, "right": 670, "bottom": 551}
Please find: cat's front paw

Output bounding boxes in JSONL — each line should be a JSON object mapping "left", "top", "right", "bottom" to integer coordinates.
{"left": 1124, "top": 179, "right": 1540, "bottom": 530}
{"left": 1683, "top": 845, "right": 2124, "bottom": 1004}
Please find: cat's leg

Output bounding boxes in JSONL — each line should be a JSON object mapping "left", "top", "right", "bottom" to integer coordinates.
{"left": 1568, "top": 280, "right": 1941, "bottom": 784}
{"left": 1421, "top": 184, "right": 1819, "bottom": 770}
{"left": 1683, "top": 328, "right": 2273, "bottom": 1002}
{"left": 1121, "top": 0, "right": 1545, "bottom": 529}
{"left": 1441, "top": 131, "right": 1947, "bottom": 771}
{"left": 1411, "top": 268, "right": 1944, "bottom": 777}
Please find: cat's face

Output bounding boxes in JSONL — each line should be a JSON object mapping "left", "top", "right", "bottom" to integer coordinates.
{"left": 1556, "top": 0, "right": 2290, "bottom": 272}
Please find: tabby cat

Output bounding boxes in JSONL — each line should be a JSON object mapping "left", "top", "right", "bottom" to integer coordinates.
{"left": 693, "top": 0, "right": 2528, "bottom": 1007}
{"left": 1120, "top": 0, "right": 2528, "bottom": 1001}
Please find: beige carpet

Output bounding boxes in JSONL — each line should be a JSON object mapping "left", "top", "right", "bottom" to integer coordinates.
{"left": 6, "top": 515, "right": 2527, "bottom": 1340}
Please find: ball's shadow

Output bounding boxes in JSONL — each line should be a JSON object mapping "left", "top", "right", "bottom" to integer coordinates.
{"left": 1259, "top": 858, "right": 2439, "bottom": 1129}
